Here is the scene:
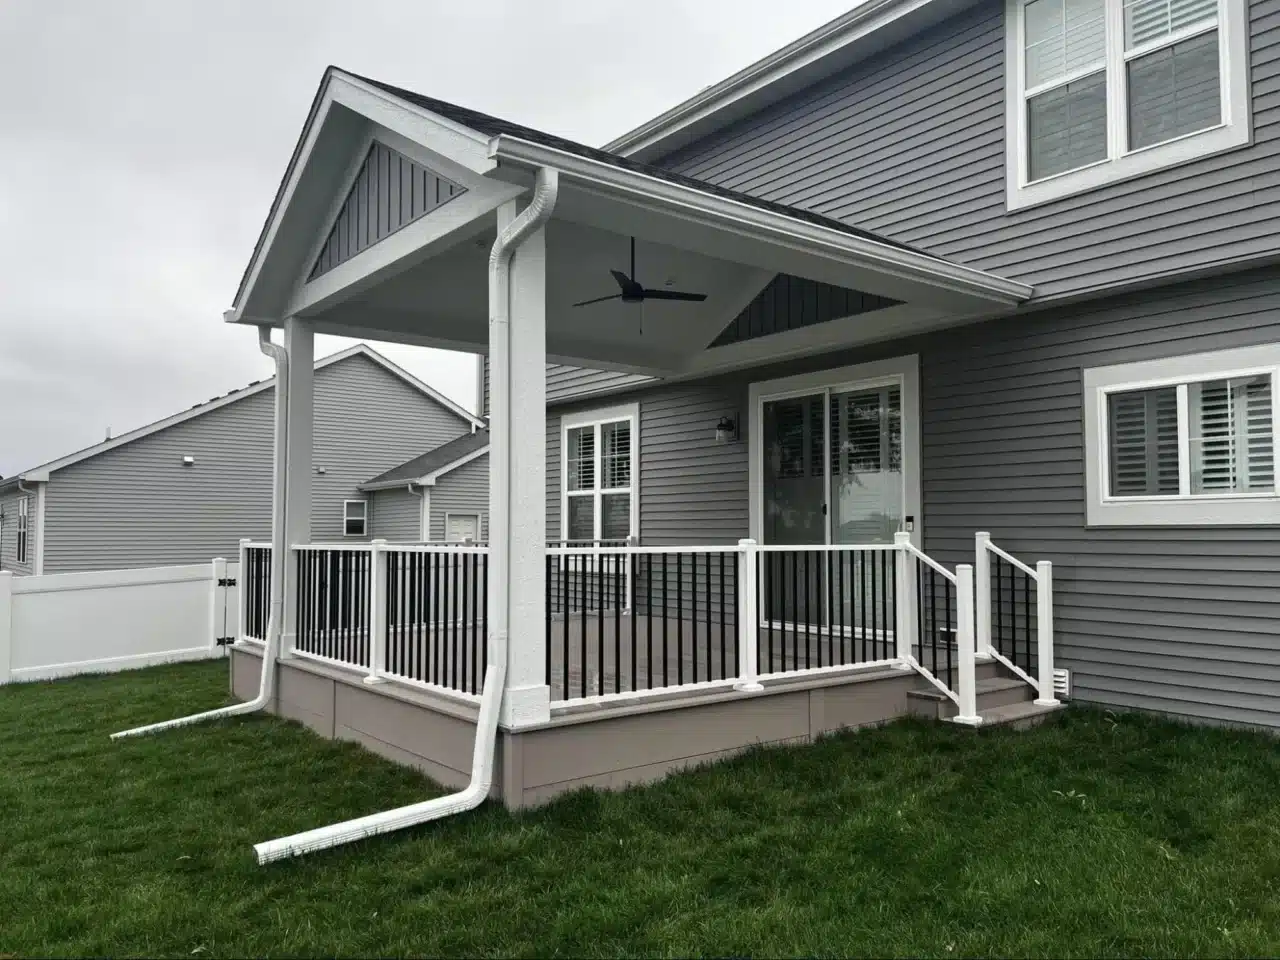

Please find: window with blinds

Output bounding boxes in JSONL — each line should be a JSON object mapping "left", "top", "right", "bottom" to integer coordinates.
{"left": 1107, "top": 387, "right": 1179, "bottom": 496}
{"left": 562, "top": 409, "right": 637, "bottom": 543}
{"left": 1010, "top": 0, "right": 1245, "bottom": 207}
{"left": 1104, "top": 374, "right": 1275, "bottom": 500}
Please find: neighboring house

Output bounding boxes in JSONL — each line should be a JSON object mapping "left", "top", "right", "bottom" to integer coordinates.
{"left": 217, "top": 0, "right": 1280, "bottom": 819}
{"left": 362, "top": 430, "right": 489, "bottom": 542}
{"left": 0, "top": 344, "right": 483, "bottom": 574}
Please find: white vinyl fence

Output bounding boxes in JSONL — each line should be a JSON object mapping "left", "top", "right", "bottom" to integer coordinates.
{"left": 0, "top": 558, "right": 238, "bottom": 684}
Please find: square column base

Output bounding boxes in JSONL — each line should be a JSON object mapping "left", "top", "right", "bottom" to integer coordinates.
{"left": 502, "top": 683, "right": 551, "bottom": 728}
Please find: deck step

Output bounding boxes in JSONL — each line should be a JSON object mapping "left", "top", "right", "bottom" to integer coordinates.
{"left": 968, "top": 699, "right": 1065, "bottom": 730}
{"left": 907, "top": 676, "right": 1033, "bottom": 719}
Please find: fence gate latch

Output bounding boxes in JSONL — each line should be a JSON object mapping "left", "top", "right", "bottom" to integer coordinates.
{"left": 215, "top": 636, "right": 237, "bottom": 647}
{"left": 217, "top": 578, "right": 237, "bottom": 587}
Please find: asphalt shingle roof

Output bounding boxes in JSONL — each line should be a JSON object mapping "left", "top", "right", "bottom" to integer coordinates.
{"left": 360, "top": 430, "right": 489, "bottom": 489}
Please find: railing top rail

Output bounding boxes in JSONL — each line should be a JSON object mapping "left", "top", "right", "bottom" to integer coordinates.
{"left": 292, "top": 543, "right": 376, "bottom": 552}
{"left": 755, "top": 543, "right": 897, "bottom": 553}
{"left": 385, "top": 543, "right": 490, "bottom": 554}
{"left": 984, "top": 540, "right": 1039, "bottom": 579}
{"left": 903, "top": 542, "right": 958, "bottom": 583}
{"left": 244, "top": 542, "right": 272, "bottom": 550}
{"left": 547, "top": 544, "right": 744, "bottom": 556}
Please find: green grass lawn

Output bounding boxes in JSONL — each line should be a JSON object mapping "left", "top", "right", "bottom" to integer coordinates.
{"left": 2, "top": 661, "right": 1280, "bottom": 958}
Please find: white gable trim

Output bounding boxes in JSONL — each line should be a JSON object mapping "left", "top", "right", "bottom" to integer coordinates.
{"left": 16, "top": 344, "right": 480, "bottom": 483}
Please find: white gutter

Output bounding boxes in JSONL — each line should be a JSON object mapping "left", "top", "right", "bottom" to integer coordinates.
{"left": 252, "top": 167, "right": 560, "bottom": 864}
{"left": 490, "top": 135, "right": 1033, "bottom": 306}
{"left": 112, "top": 326, "right": 290, "bottom": 739}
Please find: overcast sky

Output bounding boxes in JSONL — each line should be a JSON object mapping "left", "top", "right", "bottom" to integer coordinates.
{"left": 0, "top": 0, "right": 855, "bottom": 476}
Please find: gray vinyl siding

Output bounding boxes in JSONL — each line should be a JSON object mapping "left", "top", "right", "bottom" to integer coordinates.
{"left": 0, "top": 488, "right": 33, "bottom": 575}
{"left": 482, "top": 356, "right": 654, "bottom": 412}
{"left": 370, "top": 487, "right": 423, "bottom": 541}
{"left": 40, "top": 353, "right": 472, "bottom": 573}
{"left": 657, "top": 0, "right": 1280, "bottom": 302}
{"left": 429, "top": 453, "right": 489, "bottom": 541}
{"left": 546, "top": 264, "right": 1280, "bottom": 730}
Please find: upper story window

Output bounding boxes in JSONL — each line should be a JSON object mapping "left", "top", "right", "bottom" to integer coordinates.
{"left": 1083, "top": 343, "right": 1280, "bottom": 526}
{"left": 16, "top": 496, "right": 28, "bottom": 563}
{"left": 1006, "top": 0, "right": 1250, "bottom": 209}
{"left": 561, "top": 404, "right": 639, "bottom": 544}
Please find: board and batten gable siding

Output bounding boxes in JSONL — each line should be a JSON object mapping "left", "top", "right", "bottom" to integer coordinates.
{"left": 0, "top": 488, "right": 33, "bottom": 575}
{"left": 369, "top": 487, "right": 423, "bottom": 541}
{"left": 657, "top": 0, "right": 1280, "bottom": 302}
{"left": 429, "top": 452, "right": 489, "bottom": 541}
{"left": 40, "top": 352, "right": 473, "bottom": 572}
{"left": 546, "top": 265, "right": 1280, "bottom": 730}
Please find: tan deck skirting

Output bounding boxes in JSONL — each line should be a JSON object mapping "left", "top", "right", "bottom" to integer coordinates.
{"left": 231, "top": 644, "right": 943, "bottom": 808}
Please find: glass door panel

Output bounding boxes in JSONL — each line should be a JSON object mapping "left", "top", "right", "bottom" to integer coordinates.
{"left": 762, "top": 393, "right": 826, "bottom": 626}
{"left": 829, "top": 384, "right": 902, "bottom": 636}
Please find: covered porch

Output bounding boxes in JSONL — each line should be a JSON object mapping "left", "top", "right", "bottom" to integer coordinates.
{"left": 225, "top": 68, "right": 1057, "bottom": 838}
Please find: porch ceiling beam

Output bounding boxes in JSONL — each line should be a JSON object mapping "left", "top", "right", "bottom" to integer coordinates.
{"left": 488, "top": 135, "right": 1034, "bottom": 308}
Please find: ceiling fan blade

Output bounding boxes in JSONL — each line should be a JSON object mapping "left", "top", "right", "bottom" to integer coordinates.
{"left": 572, "top": 293, "right": 625, "bottom": 307}
{"left": 640, "top": 289, "right": 708, "bottom": 302}
{"left": 609, "top": 269, "right": 641, "bottom": 296}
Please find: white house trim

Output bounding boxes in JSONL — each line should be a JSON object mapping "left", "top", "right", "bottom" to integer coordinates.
{"left": 32, "top": 482, "right": 46, "bottom": 576}
{"left": 10, "top": 344, "right": 480, "bottom": 486}
{"left": 489, "top": 135, "right": 1032, "bottom": 307}
{"left": 1083, "top": 342, "right": 1280, "bottom": 526}
{"left": 559, "top": 403, "right": 641, "bottom": 543}
{"left": 747, "top": 355, "right": 922, "bottom": 548}
{"left": 1004, "top": 0, "right": 1251, "bottom": 210}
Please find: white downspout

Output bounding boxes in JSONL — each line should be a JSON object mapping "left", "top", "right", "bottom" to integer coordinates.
{"left": 252, "top": 167, "right": 559, "bottom": 864}
{"left": 112, "top": 325, "right": 290, "bottom": 738}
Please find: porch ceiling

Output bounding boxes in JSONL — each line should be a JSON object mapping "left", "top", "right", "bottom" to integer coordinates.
{"left": 229, "top": 68, "right": 1032, "bottom": 378}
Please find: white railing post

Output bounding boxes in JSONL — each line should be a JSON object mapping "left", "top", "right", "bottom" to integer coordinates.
{"left": 893, "top": 532, "right": 915, "bottom": 669}
{"left": 1034, "top": 560, "right": 1059, "bottom": 705}
{"left": 237, "top": 538, "right": 250, "bottom": 644}
{"left": 734, "top": 539, "right": 763, "bottom": 691}
{"left": 0, "top": 571, "right": 12, "bottom": 685}
{"left": 209, "top": 557, "right": 227, "bottom": 658}
{"left": 366, "top": 540, "right": 388, "bottom": 684}
{"left": 974, "top": 532, "right": 993, "bottom": 658}
{"left": 625, "top": 534, "right": 638, "bottom": 613}
{"left": 953, "top": 563, "right": 981, "bottom": 725}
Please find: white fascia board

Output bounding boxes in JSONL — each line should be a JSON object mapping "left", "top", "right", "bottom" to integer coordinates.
{"left": 603, "top": 0, "right": 936, "bottom": 159}
{"left": 489, "top": 136, "right": 1032, "bottom": 306}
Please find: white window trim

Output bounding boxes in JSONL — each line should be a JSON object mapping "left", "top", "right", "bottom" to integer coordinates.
{"left": 444, "top": 511, "right": 484, "bottom": 543}
{"left": 343, "top": 499, "right": 369, "bottom": 537}
{"left": 560, "top": 403, "right": 640, "bottom": 543}
{"left": 1084, "top": 342, "right": 1280, "bottom": 526}
{"left": 16, "top": 495, "right": 28, "bottom": 565}
{"left": 747, "top": 354, "right": 923, "bottom": 548}
{"left": 1005, "top": 0, "right": 1251, "bottom": 211}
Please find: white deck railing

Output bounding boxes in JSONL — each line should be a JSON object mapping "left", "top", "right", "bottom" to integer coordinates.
{"left": 238, "top": 535, "right": 1040, "bottom": 721}
{"left": 975, "top": 532, "right": 1058, "bottom": 706}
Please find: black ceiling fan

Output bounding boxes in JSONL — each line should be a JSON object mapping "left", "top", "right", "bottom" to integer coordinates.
{"left": 572, "top": 237, "right": 708, "bottom": 308}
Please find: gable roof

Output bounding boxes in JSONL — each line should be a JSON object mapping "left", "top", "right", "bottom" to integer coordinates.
{"left": 602, "top": 0, "right": 976, "bottom": 163}
{"left": 359, "top": 429, "right": 489, "bottom": 491}
{"left": 2, "top": 344, "right": 482, "bottom": 491}
{"left": 348, "top": 71, "right": 925, "bottom": 256}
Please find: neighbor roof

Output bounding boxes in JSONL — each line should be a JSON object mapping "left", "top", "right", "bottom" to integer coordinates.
{"left": 360, "top": 429, "right": 489, "bottom": 491}
{"left": 1, "top": 344, "right": 482, "bottom": 492}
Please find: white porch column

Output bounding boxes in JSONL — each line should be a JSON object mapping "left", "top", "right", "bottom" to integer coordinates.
{"left": 280, "top": 316, "right": 314, "bottom": 658}
{"left": 503, "top": 201, "right": 550, "bottom": 726}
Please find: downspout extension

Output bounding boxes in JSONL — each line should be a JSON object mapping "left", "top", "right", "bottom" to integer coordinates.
{"left": 112, "top": 325, "right": 290, "bottom": 739}
{"left": 253, "top": 167, "right": 559, "bottom": 864}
